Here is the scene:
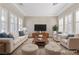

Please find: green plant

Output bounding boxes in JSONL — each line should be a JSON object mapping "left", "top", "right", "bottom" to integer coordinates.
{"left": 52, "top": 25, "right": 58, "bottom": 31}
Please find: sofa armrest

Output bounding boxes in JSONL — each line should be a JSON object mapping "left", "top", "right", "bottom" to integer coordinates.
{"left": 68, "top": 37, "right": 79, "bottom": 49}
{"left": 0, "top": 38, "right": 14, "bottom": 53}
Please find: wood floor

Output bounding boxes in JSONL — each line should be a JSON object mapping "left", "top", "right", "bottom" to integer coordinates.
{"left": 12, "top": 38, "right": 78, "bottom": 55}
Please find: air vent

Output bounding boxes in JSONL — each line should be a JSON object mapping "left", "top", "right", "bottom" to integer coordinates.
{"left": 52, "top": 3, "right": 58, "bottom": 6}
{"left": 18, "top": 3, "right": 23, "bottom": 6}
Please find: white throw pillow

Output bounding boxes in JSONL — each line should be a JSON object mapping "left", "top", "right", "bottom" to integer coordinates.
{"left": 9, "top": 32, "right": 19, "bottom": 38}
{"left": 39, "top": 35, "right": 43, "bottom": 37}
{"left": 38, "top": 38, "right": 42, "bottom": 40}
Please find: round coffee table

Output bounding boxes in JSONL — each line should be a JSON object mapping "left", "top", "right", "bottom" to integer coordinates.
{"left": 21, "top": 44, "right": 38, "bottom": 55}
{"left": 45, "top": 42, "right": 61, "bottom": 55}
{"left": 33, "top": 38, "right": 48, "bottom": 47}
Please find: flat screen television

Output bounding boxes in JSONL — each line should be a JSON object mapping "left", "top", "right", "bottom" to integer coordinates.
{"left": 34, "top": 24, "right": 46, "bottom": 31}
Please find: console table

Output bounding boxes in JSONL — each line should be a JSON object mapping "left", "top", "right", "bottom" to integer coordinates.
{"left": 32, "top": 32, "right": 49, "bottom": 38}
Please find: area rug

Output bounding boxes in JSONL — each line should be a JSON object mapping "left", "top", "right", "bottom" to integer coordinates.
{"left": 12, "top": 38, "right": 76, "bottom": 55}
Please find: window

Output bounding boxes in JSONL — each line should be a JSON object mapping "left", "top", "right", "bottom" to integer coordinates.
{"left": 65, "top": 13, "right": 73, "bottom": 34}
{"left": 10, "top": 13, "right": 18, "bottom": 33}
{"left": 10, "top": 14, "right": 14, "bottom": 32}
{"left": 76, "top": 10, "right": 79, "bottom": 34}
{"left": 0, "top": 7, "right": 24, "bottom": 33}
{"left": 18, "top": 18, "right": 23, "bottom": 31}
{"left": 0, "top": 8, "right": 8, "bottom": 33}
{"left": 58, "top": 18, "right": 63, "bottom": 32}
{"left": 14, "top": 16, "right": 18, "bottom": 32}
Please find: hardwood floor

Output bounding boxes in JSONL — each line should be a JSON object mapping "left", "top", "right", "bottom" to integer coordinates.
{"left": 12, "top": 38, "right": 77, "bottom": 55}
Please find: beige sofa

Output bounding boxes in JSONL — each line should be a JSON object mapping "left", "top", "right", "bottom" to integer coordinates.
{"left": 60, "top": 37, "right": 79, "bottom": 49}
{"left": 53, "top": 33, "right": 67, "bottom": 42}
{"left": 0, "top": 35, "right": 28, "bottom": 54}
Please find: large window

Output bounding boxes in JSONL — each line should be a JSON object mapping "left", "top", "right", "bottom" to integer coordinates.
{"left": 18, "top": 18, "right": 23, "bottom": 31}
{"left": 58, "top": 18, "right": 63, "bottom": 32}
{"left": 0, "top": 8, "right": 8, "bottom": 33}
{"left": 10, "top": 13, "right": 18, "bottom": 33}
{"left": 76, "top": 10, "right": 79, "bottom": 34}
{"left": 65, "top": 13, "right": 73, "bottom": 34}
{"left": 0, "top": 7, "right": 24, "bottom": 33}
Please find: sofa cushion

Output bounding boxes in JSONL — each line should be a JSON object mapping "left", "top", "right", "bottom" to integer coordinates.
{"left": 14, "top": 37, "right": 20, "bottom": 45}
{"left": 57, "top": 32, "right": 62, "bottom": 34}
{"left": 66, "top": 34, "right": 74, "bottom": 39}
{"left": 7, "top": 34, "right": 14, "bottom": 39}
{"left": 0, "top": 32, "right": 8, "bottom": 38}
{"left": 64, "top": 39, "right": 68, "bottom": 43}
{"left": 9, "top": 32, "right": 19, "bottom": 38}
{"left": 19, "top": 31, "right": 25, "bottom": 36}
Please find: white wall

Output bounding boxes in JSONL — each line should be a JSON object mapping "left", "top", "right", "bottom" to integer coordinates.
{"left": 24, "top": 16, "right": 57, "bottom": 37}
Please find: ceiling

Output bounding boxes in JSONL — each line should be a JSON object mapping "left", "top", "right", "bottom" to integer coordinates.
{"left": 14, "top": 3, "right": 74, "bottom": 16}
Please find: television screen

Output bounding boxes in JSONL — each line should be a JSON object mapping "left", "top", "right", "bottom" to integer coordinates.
{"left": 34, "top": 24, "right": 46, "bottom": 31}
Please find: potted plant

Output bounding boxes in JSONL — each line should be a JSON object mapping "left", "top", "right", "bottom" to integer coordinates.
{"left": 52, "top": 25, "right": 58, "bottom": 34}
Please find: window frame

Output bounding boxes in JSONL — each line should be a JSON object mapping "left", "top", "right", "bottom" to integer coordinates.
{"left": 58, "top": 17, "right": 64, "bottom": 32}
{"left": 64, "top": 13, "right": 73, "bottom": 34}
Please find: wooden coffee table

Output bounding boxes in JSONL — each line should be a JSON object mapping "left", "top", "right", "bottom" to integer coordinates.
{"left": 33, "top": 38, "right": 48, "bottom": 46}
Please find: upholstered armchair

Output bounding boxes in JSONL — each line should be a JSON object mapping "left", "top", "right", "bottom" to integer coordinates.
{"left": 60, "top": 37, "right": 79, "bottom": 49}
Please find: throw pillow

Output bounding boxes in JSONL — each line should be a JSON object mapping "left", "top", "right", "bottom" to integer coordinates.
{"left": 19, "top": 31, "right": 25, "bottom": 36}
{"left": 0, "top": 32, "right": 8, "bottom": 38}
{"left": 8, "top": 34, "right": 14, "bottom": 39}
{"left": 66, "top": 34, "right": 74, "bottom": 39}
{"left": 10, "top": 32, "right": 19, "bottom": 38}
{"left": 57, "top": 32, "right": 62, "bottom": 34}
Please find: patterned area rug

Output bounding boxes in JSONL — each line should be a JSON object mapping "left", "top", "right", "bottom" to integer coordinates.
{"left": 12, "top": 38, "right": 76, "bottom": 55}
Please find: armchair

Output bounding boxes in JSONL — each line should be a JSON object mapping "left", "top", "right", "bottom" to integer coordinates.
{"left": 60, "top": 37, "right": 79, "bottom": 49}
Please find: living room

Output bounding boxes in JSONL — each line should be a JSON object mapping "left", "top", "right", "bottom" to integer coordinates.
{"left": 1, "top": 3, "right": 79, "bottom": 56}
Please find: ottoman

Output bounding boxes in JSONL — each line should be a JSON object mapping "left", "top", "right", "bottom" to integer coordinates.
{"left": 21, "top": 44, "right": 38, "bottom": 55}
{"left": 45, "top": 42, "right": 61, "bottom": 55}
